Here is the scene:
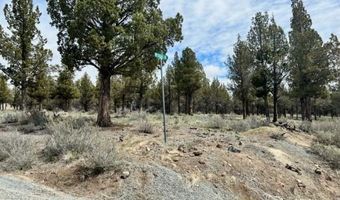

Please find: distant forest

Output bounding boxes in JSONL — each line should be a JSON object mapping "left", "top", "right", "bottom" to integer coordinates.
{"left": 0, "top": 0, "right": 339, "bottom": 126}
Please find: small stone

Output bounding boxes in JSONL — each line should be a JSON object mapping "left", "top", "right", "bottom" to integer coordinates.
{"left": 314, "top": 168, "right": 322, "bottom": 175}
{"left": 238, "top": 141, "right": 243, "bottom": 146}
{"left": 325, "top": 175, "right": 332, "bottom": 181}
{"left": 172, "top": 157, "right": 180, "bottom": 162}
{"left": 178, "top": 145, "right": 187, "bottom": 153}
{"left": 216, "top": 144, "right": 223, "bottom": 148}
{"left": 198, "top": 160, "right": 206, "bottom": 165}
{"left": 193, "top": 151, "right": 203, "bottom": 156}
{"left": 228, "top": 146, "right": 241, "bottom": 153}
{"left": 297, "top": 180, "right": 306, "bottom": 188}
{"left": 121, "top": 171, "right": 130, "bottom": 179}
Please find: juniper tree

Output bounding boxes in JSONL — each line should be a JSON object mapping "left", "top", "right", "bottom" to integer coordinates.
{"left": 46, "top": 0, "right": 183, "bottom": 127}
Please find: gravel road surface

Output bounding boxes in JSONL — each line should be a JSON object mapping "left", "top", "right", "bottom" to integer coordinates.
{"left": 0, "top": 175, "right": 80, "bottom": 200}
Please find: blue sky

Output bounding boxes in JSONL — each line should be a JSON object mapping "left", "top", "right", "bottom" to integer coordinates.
{"left": 1, "top": 0, "right": 340, "bottom": 85}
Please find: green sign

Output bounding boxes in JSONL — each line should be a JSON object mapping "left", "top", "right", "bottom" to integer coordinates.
{"left": 155, "top": 52, "right": 168, "bottom": 61}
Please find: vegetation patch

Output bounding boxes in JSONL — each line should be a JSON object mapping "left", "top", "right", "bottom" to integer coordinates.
{"left": 0, "top": 133, "right": 36, "bottom": 171}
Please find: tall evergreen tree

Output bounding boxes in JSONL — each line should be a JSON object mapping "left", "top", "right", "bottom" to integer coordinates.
{"left": 78, "top": 73, "right": 95, "bottom": 112}
{"left": 268, "top": 17, "right": 289, "bottom": 122}
{"left": 0, "top": 0, "right": 45, "bottom": 110}
{"left": 28, "top": 37, "right": 53, "bottom": 110}
{"left": 0, "top": 74, "right": 11, "bottom": 110}
{"left": 47, "top": 0, "right": 183, "bottom": 127}
{"left": 174, "top": 48, "right": 205, "bottom": 115}
{"left": 228, "top": 36, "right": 253, "bottom": 119}
{"left": 325, "top": 34, "right": 340, "bottom": 87}
{"left": 53, "top": 67, "right": 79, "bottom": 111}
{"left": 248, "top": 12, "right": 271, "bottom": 121}
{"left": 289, "top": 0, "right": 331, "bottom": 121}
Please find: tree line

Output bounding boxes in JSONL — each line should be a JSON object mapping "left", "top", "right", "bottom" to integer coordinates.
{"left": 228, "top": 0, "right": 340, "bottom": 122}
{"left": 0, "top": 0, "right": 339, "bottom": 127}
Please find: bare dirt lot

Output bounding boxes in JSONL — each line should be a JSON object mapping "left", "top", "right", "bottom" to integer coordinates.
{"left": 0, "top": 112, "right": 339, "bottom": 200}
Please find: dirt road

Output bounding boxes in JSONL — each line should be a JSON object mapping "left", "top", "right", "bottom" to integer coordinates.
{"left": 0, "top": 175, "right": 80, "bottom": 200}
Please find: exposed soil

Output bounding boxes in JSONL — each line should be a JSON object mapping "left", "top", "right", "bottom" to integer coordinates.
{"left": 1, "top": 115, "right": 340, "bottom": 200}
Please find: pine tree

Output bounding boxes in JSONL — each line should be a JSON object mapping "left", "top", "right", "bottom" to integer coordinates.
{"left": 268, "top": 17, "right": 289, "bottom": 122}
{"left": 289, "top": 0, "right": 331, "bottom": 121}
{"left": 228, "top": 36, "right": 253, "bottom": 119}
{"left": 54, "top": 67, "right": 79, "bottom": 111}
{"left": 28, "top": 37, "right": 53, "bottom": 110}
{"left": 47, "top": 0, "right": 183, "bottom": 127}
{"left": 78, "top": 73, "right": 95, "bottom": 112}
{"left": 325, "top": 34, "right": 340, "bottom": 87}
{"left": 174, "top": 48, "right": 205, "bottom": 115}
{"left": 248, "top": 12, "right": 271, "bottom": 121}
{"left": 0, "top": 0, "right": 47, "bottom": 110}
{"left": 0, "top": 74, "right": 11, "bottom": 110}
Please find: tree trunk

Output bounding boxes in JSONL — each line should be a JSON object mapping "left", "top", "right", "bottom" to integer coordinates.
{"left": 242, "top": 99, "right": 246, "bottom": 120}
{"left": 97, "top": 73, "right": 112, "bottom": 127}
{"left": 300, "top": 98, "right": 305, "bottom": 121}
{"left": 273, "top": 85, "right": 278, "bottom": 123}
{"left": 188, "top": 93, "right": 193, "bottom": 115}
{"left": 306, "top": 97, "right": 312, "bottom": 121}
{"left": 245, "top": 100, "right": 250, "bottom": 117}
{"left": 121, "top": 94, "right": 125, "bottom": 112}
{"left": 177, "top": 91, "right": 181, "bottom": 114}
{"left": 264, "top": 95, "right": 270, "bottom": 121}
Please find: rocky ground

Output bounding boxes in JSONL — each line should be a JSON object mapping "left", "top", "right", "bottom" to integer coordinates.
{"left": 0, "top": 113, "right": 339, "bottom": 200}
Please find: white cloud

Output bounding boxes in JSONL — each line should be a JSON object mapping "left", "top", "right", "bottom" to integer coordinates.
{"left": 1, "top": 0, "right": 340, "bottom": 84}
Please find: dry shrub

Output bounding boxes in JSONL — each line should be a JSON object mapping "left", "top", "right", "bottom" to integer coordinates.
{"left": 312, "top": 119, "right": 340, "bottom": 133}
{"left": 137, "top": 119, "right": 154, "bottom": 134}
{"left": 230, "top": 116, "right": 266, "bottom": 132}
{"left": 43, "top": 120, "right": 94, "bottom": 161}
{"left": 0, "top": 112, "right": 28, "bottom": 124}
{"left": 206, "top": 115, "right": 226, "bottom": 129}
{"left": 311, "top": 143, "right": 340, "bottom": 169}
{"left": 299, "top": 121, "right": 312, "bottom": 133}
{"left": 83, "top": 138, "right": 116, "bottom": 173}
{"left": 43, "top": 118, "right": 116, "bottom": 173}
{"left": 0, "top": 133, "right": 36, "bottom": 171}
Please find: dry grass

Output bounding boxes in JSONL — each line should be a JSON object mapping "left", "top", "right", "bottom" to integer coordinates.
{"left": 42, "top": 118, "right": 116, "bottom": 173}
{"left": 137, "top": 119, "right": 154, "bottom": 134}
{"left": 206, "top": 115, "right": 226, "bottom": 129}
{"left": 311, "top": 143, "right": 340, "bottom": 169}
{"left": 229, "top": 116, "right": 267, "bottom": 132}
{"left": 0, "top": 133, "right": 36, "bottom": 171}
{"left": 309, "top": 118, "right": 340, "bottom": 169}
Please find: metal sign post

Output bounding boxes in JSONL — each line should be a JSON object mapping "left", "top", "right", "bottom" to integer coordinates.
{"left": 155, "top": 52, "right": 168, "bottom": 144}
